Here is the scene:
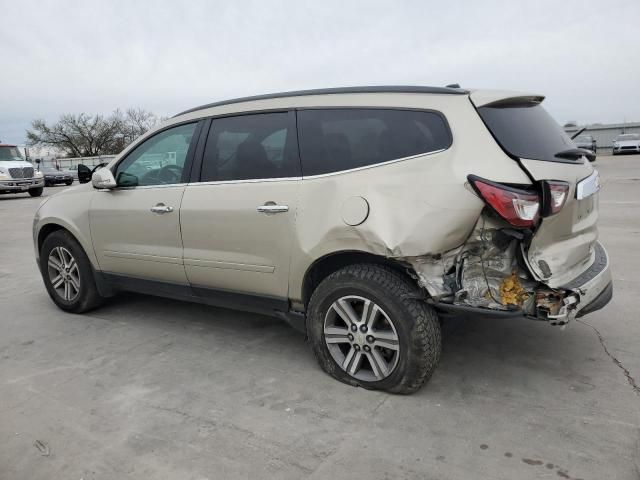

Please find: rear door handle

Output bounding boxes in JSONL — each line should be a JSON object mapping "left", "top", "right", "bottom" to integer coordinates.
{"left": 150, "top": 203, "right": 174, "bottom": 214}
{"left": 257, "top": 202, "right": 289, "bottom": 214}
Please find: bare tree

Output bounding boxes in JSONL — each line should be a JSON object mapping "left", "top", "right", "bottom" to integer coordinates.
{"left": 26, "top": 108, "right": 161, "bottom": 157}
{"left": 125, "top": 108, "right": 162, "bottom": 138}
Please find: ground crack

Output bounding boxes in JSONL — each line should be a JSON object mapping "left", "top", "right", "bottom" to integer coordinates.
{"left": 577, "top": 319, "right": 640, "bottom": 396}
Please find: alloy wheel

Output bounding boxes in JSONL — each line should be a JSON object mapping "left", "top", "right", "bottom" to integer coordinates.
{"left": 323, "top": 295, "right": 400, "bottom": 382}
{"left": 47, "top": 246, "right": 81, "bottom": 301}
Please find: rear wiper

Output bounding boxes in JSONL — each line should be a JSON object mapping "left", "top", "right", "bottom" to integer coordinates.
{"left": 554, "top": 148, "right": 595, "bottom": 162}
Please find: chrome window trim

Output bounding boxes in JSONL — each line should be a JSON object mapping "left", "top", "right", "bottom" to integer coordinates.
{"left": 108, "top": 183, "right": 189, "bottom": 191}
{"left": 187, "top": 177, "right": 301, "bottom": 187}
{"left": 183, "top": 148, "right": 447, "bottom": 185}
{"left": 302, "top": 148, "right": 446, "bottom": 180}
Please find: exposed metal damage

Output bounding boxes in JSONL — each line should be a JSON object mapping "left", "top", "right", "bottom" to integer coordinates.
{"left": 400, "top": 214, "right": 577, "bottom": 325}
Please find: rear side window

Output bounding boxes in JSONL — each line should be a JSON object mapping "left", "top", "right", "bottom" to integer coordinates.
{"left": 201, "top": 112, "right": 300, "bottom": 182}
{"left": 478, "top": 103, "right": 574, "bottom": 162}
{"left": 297, "top": 109, "right": 451, "bottom": 176}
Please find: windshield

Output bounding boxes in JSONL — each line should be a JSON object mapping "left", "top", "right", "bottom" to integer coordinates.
{"left": 477, "top": 103, "right": 574, "bottom": 162}
{"left": 574, "top": 135, "right": 592, "bottom": 143}
{"left": 0, "top": 146, "right": 25, "bottom": 161}
{"left": 616, "top": 134, "right": 640, "bottom": 141}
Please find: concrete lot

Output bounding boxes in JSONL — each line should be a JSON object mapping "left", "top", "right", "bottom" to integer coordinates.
{"left": 1, "top": 155, "right": 639, "bottom": 480}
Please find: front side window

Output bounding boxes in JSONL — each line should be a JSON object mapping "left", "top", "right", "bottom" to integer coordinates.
{"left": 297, "top": 109, "right": 452, "bottom": 176}
{"left": 115, "top": 123, "right": 197, "bottom": 187}
{"left": 200, "top": 112, "right": 299, "bottom": 182}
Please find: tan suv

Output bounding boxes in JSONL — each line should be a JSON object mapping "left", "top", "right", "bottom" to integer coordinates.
{"left": 33, "top": 86, "right": 612, "bottom": 393}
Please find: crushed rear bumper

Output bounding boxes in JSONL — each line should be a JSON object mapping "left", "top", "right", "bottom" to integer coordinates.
{"left": 562, "top": 241, "right": 612, "bottom": 319}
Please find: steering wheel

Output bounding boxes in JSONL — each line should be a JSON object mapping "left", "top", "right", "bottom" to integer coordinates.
{"left": 157, "top": 164, "right": 182, "bottom": 184}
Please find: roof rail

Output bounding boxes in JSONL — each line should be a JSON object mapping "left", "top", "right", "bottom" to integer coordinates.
{"left": 174, "top": 85, "right": 469, "bottom": 117}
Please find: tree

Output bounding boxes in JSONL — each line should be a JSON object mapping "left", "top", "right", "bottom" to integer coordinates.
{"left": 26, "top": 109, "right": 162, "bottom": 157}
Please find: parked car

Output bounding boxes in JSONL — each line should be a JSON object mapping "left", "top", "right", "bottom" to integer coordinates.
{"left": 40, "top": 166, "right": 74, "bottom": 186}
{"left": 573, "top": 134, "right": 597, "bottom": 155}
{"left": 33, "top": 86, "right": 612, "bottom": 393}
{"left": 612, "top": 133, "right": 640, "bottom": 155}
{"left": 0, "top": 144, "right": 44, "bottom": 196}
{"left": 65, "top": 164, "right": 79, "bottom": 180}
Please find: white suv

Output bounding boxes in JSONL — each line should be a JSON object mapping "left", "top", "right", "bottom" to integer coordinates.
{"left": 0, "top": 144, "right": 44, "bottom": 196}
{"left": 33, "top": 86, "right": 612, "bottom": 393}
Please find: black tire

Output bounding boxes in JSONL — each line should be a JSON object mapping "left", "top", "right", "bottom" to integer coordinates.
{"left": 40, "top": 230, "right": 103, "bottom": 313}
{"left": 307, "top": 264, "right": 441, "bottom": 394}
{"left": 29, "top": 187, "right": 43, "bottom": 197}
{"left": 65, "top": 180, "right": 73, "bottom": 185}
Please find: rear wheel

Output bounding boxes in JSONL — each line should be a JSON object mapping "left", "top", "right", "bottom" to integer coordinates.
{"left": 29, "top": 187, "right": 43, "bottom": 197}
{"left": 40, "top": 230, "right": 103, "bottom": 313}
{"left": 65, "top": 180, "right": 73, "bottom": 186}
{"left": 307, "top": 264, "right": 441, "bottom": 394}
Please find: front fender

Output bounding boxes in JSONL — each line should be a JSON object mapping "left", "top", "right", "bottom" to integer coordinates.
{"left": 33, "top": 184, "right": 98, "bottom": 269}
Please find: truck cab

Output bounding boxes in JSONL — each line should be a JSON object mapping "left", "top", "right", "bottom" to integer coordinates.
{"left": 0, "top": 144, "right": 45, "bottom": 196}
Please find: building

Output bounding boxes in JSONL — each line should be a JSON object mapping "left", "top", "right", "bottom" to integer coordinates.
{"left": 564, "top": 122, "right": 640, "bottom": 151}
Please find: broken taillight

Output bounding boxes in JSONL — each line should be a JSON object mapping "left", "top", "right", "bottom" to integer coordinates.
{"left": 468, "top": 175, "right": 540, "bottom": 227}
{"left": 542, "top": 181, "right": 569, "bottom": 216}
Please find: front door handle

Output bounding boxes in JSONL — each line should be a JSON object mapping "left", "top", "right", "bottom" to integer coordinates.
{"left": 150, "top": 203, "right": 174, "bottom": 214}
{"left": 257, "top": 202, "right": 289, "bottom": 214}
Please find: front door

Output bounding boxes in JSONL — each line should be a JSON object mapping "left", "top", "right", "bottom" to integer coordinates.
{"left": 180, "top": 112, "right": 300, "bottom": 301}
{"left": 90, "top": 122, "right": 200, "bottom": 285}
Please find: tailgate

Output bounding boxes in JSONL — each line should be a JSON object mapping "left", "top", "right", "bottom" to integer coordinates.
{"left": 519, "top": 159, "right": 598, "bottom": 287}
{"left": 472, "top": 92, "right": 600, "bottom": 287}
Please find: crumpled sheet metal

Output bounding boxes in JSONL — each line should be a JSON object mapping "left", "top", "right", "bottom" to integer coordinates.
{"left": 405, "top": 216, "right": 538, "bottom": 311}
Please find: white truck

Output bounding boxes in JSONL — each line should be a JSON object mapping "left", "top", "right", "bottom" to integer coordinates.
{"left": 0, "top": 144, "right": 45, "bottom": 196}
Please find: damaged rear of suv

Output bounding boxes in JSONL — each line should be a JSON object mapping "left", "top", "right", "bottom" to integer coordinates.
{"left": 412, "top": 92, "right": 611, "bottom": 326}
{"left": 33, "top": 86, "right": 612, "bottom": 394}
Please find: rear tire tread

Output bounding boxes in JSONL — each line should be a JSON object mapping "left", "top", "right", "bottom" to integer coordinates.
{"left": 307, "top": 263, "right": 441, "bottom": 394}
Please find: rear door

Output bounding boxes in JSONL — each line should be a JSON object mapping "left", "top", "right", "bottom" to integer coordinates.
{"left": 179, "top": 111, "right": 300, "bottom": 302}
{"left": 473, "top": 94, "right": 599, "bottom": 287}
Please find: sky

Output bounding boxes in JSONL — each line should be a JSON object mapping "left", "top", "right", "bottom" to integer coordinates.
{"left": 1, "top": 0, "right": 639, "bottom": 145}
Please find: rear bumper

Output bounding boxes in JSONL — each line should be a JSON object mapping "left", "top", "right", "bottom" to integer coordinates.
{"left": 431, "top": 241, "right": 612, "bottom": 325}
{"left": 564, "top": 242, "right": 612, "bottom": 319}
{"left": 0, "top": 178, "right": 44, "bottom": 191}
{"left": 576, "top": 281, "right": 613, "bottom": 318}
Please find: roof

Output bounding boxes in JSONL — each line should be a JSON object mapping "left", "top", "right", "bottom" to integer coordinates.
{"left": 0, "top": 144, "right": 17, "bottom": 148}
{"left": 175, "top": 85, "right": 469, "bottom": 117}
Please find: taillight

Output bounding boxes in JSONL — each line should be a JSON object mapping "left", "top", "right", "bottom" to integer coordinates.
{"left": 468, "top": 175, "right": 540, "bottom": 227}
{"left": 542, "top": 181, "right": 569, "bottom": 216}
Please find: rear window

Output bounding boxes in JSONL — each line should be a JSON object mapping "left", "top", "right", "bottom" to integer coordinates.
{"left": 478, "top": 103, "right": 574, "bottom": 162}
{"left": 297, "top": 109, "right": 451, "bottom": 176}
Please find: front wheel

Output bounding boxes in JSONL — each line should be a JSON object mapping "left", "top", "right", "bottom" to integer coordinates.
{"left": 29, "top": 187, "right": 43, "bottom": 197}
{"left": 40, "top": 230, "right": 104, "bottom": 313}
{"left": 65, "top": 180, "right": 73, "bottom": 186}
{"left": 307, "top": 264, "right": 441, "bottom": 394}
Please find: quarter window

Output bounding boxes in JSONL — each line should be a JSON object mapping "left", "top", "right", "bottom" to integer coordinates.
{"left": 201, "top": 112, "right": 299, "bottom": 181}
{"left": 115, "top": 123, "right": 197, "bottom": 187}
{"left": 297, "top": 109, "right": 451, "bottom": 176}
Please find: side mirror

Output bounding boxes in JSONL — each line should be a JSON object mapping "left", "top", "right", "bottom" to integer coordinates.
{"left": 35, "top": 158, "right": 41, "bottom": 164}
{"left": 115, "top": 171, "right": 139, "bottom": 188}
{"left": 92, "top": 168, "right": 117, "bottom": 189}
{"left": 77, "top": 164, "right": 93, "bottom": 183}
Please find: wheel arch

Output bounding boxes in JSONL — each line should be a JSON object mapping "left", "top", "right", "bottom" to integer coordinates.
{"left": 35, "top": 220, "right": 99, "bottom": 270}
{"left": 301, "top": 250, "right": 419, "bottom": 310}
